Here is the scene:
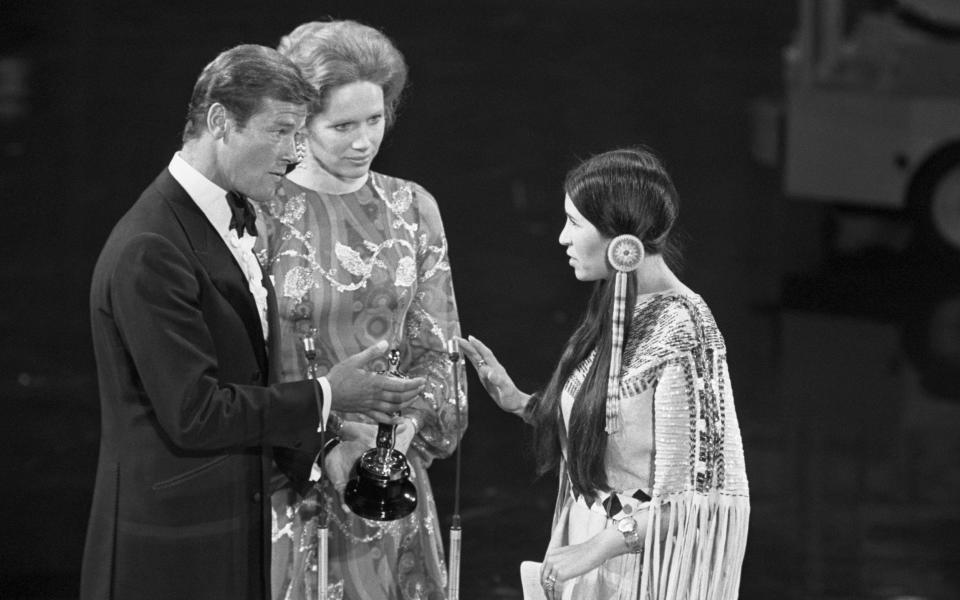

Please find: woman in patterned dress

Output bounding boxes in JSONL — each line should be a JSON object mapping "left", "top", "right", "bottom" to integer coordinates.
{"left": 458, "top": 148, "right": 749, "bottom": 599}
{"left": 253, "top": 20, "right": 466, "bottom": 600}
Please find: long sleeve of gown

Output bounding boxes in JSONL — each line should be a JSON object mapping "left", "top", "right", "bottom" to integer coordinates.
{"left": 401, "top": 184, "right": 467, "bottom": 464}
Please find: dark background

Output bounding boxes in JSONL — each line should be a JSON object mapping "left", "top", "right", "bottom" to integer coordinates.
{"left": 2, "top": 1, "right": 959, "bottom": 598}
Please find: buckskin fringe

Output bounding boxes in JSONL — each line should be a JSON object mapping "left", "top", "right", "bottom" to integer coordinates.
{"left": 641, "top": 491, "right": 750, "bottom": 600}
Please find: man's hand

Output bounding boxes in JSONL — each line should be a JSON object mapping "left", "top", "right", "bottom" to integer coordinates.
{"left": 326, "top": 341, "right": 424, "bottom": 423}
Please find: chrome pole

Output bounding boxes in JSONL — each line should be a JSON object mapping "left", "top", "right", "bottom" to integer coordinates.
{"left": 445, "top": 339, "right": 463, "bottom": 600}
{"left": 302, "top": 331, "right": 328, "bottom": 600}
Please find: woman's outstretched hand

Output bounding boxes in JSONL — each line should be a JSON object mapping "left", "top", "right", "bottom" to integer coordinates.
{"left": 455, "top": 335, "right": 528, "bottom": 417}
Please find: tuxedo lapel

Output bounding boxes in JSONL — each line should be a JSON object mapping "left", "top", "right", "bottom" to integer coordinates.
{"left": 262, "top": 263, "right": 283, "bottom": 384}
{"left": 156, "top": 170, "right": 268, "bottom": 373}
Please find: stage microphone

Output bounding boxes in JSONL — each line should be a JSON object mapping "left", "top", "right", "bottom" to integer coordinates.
{"left": 446, "top": 338, "right": 463, "bottom": 600}
{"left": 301, "top": 330, "right": 330, "bottom": 600}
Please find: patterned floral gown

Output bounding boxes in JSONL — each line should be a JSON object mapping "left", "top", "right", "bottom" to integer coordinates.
{"left": 254, "top": 172, "right": 467, "bottom": 600}
{"left": 552, "top": 291, "right": 749, "bottom": 599}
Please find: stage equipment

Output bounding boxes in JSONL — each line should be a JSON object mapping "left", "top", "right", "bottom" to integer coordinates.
{"left": 301, "top": 330, "right": 330, "bottom": 600}
{"left": 445, "top": 339, "right": 464, "bottom": 600}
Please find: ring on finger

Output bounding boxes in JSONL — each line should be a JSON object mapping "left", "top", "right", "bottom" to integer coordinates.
{"left": 477, "top": 358, "right": 487, "bottom": 368}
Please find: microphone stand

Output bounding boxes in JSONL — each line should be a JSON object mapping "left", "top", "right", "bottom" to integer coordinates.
{"left": 302, "top": 331, "right": 329, "bottom": 600}
{"left": 445, "top": 339, "right": 463, "bottom": 600}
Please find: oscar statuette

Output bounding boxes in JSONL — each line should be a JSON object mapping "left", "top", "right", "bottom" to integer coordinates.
{"left": 343, "top": 348, "right": 418, "bottom": 521}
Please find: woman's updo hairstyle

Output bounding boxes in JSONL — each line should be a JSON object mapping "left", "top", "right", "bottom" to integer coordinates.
{"left": 278, "top": 20, "right": 408, "bottom": 126}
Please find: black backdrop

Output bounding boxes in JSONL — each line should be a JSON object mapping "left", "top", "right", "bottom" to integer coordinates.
{"left": 6, "top": 2, "right": 957, "bottom": 599}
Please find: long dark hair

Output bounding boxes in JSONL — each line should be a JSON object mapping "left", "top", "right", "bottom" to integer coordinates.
{"left": 530, "top": 147, "right": 681, "bottom": 499}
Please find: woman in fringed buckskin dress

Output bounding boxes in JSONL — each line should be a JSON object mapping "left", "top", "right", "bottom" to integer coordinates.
{"left": 253, "top": 20, "right": 466, "bottom": 600}
{"left": 458, "top": 147, "right": 749, "bottom": 599}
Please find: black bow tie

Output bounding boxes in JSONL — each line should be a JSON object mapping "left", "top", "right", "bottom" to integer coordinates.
{"left": 226, "top": 191, "right": 257, "bottom": 238}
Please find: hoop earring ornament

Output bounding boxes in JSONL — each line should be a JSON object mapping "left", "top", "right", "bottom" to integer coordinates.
{"left": 605, "top": 234, "right": 644, "bottom": 434}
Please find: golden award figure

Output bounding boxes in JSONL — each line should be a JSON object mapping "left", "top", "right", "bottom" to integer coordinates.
{"left": 343, "top": 348, "right": 418, "bottom": 521}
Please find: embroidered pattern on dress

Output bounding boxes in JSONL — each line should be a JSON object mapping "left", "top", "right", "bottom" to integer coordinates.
{"left": 283, "top": 266, "right": 314, "bottom": 300}
{"left": 395, "top": 256, "right": 416, "bottom": 288}
{"left": 335, "top": 243, "right": 373, "bottom": 279}
{"left": 272, "top": 180, "right": 448, "bottom": 297}
{"left": 375, "top": 180, "right": 419, "bottom": 236}
{"left": 281, "top": 193, "right": 306, "bottom": 225}
{"left": 260, "top": 172, "right": 466, "bottom": 600}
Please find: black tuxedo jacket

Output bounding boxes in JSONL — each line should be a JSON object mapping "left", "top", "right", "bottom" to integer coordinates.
{"left": 81, "top": 169, "right": 323, "bottom": 600}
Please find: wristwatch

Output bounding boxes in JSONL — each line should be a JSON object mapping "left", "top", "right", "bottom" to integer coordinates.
{"left": 617, "top": 516, "right": 643, "bottom": 554}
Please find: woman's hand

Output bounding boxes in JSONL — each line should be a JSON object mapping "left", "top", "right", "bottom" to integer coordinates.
{"left": 455, "top": 335, "right": 528, "bottom": 417}
{"left": 323, "top": 420, "right": 417, "bottom": 494}
{"left": 339, "top": 419, "right": 415, "bottom": 454}
{"left": 394, "top": 417, "right": 416, "bottom": 454}
{"left": 340, "top": 421, "right": 378, "bottom": 446}
{"left": 540, "top": 528, "right": 628, "bottom": 599}
{"left": 323, "top": 440, "right": 363, "bottom": 494}
{"left": 340, "top": 419, "right": 414, "bottom": 454}
{"left": 322, "top": 421, "right": 375, "bottom": 493}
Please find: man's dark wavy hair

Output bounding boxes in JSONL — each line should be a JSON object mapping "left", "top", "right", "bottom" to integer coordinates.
{"left": 182, "top": 44, "right": 316, "bottom": 142}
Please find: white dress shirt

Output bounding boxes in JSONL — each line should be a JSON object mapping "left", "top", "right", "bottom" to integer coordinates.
{"left": 167, "top": 154, "right": 332, "bottom": 446}
{"left": 168, "top": 153, "right": 270, "bottom": 338}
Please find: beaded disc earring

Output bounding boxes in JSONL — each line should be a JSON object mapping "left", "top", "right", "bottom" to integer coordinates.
{"left": 605, "top": 234, "right": 644, "bottom": 434}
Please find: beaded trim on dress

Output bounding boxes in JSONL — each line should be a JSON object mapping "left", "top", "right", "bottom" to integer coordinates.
{"left": 558, "top": 292, "right": 749, "bottom": 599}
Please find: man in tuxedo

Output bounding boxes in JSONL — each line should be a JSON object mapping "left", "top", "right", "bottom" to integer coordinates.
{"left": 81, "top": 45, "right": 423, "bottom": 600}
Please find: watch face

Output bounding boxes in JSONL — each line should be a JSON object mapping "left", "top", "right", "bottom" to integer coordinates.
{"left": 617, "top": 517, "right": 637, "bottom": 533}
